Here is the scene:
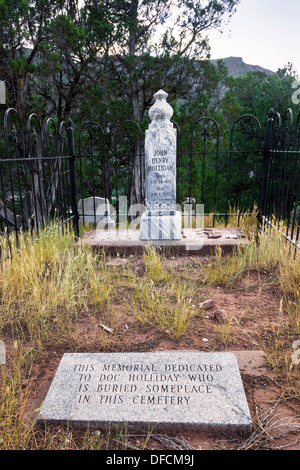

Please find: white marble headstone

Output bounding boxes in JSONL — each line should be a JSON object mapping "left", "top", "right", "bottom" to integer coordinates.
{"left": 140, "top": 90, "right": 181, "bottom": 240}
{"left": 78, "top": 197, "right": 115, "bottom": 228}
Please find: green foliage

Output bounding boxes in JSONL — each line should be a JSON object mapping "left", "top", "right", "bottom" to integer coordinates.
{"left": 2, "top": 0, "right": 298, "bottom": 213}
{"left": 227, "top": 64, "right": 299, "bottom": 122}
{"left": 0, "top": 0, "right": 241, "bottom": 122}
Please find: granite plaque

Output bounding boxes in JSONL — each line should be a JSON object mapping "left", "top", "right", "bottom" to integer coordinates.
{"left": 38, "top": 351, "right": 252, "bottom": 434}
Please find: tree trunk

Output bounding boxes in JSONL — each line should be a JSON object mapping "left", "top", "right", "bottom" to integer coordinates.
{"left": 27, "top": 128, "right": 65, "bottom": 233}
{"left": 128, "top": 0, "right": 144, "bottom": 207}
{"left": 0, "top": 199, "right": 22, "bottom": 231}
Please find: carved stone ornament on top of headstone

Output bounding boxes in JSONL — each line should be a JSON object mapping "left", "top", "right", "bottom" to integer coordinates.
{"left": 140, "top": 90, "right": 181, "bottom": 240}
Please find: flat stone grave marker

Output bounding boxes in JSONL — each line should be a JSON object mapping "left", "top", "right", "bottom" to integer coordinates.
{"left": 38, "top": 351, "right": 252, "bottom": 434}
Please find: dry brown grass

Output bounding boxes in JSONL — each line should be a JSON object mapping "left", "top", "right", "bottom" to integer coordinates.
{"left": 0, "top": 214, "right": 299, "bottom": 450}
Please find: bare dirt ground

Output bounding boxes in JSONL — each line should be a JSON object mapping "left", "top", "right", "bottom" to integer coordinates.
{"left": 21, "top": 255, "right": 300, "bottom": 450}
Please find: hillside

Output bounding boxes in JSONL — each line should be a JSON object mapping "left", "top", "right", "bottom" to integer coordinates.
{"left": 22, "top": 50, "right": 273, "bottom": 79}
{"left": 211, "top": 56, "right": 274, "bottom": 77}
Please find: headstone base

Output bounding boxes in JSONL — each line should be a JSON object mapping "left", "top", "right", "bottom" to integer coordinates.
{"left": 140, "top": 211, "right": 181, "bottom": 240}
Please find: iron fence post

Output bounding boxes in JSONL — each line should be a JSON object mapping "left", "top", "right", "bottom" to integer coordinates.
{"left": 259, "top": 108, "right": 275, "bottom": 218}
{"left": 67, "top": 117, "right": 79, "bottom": 237}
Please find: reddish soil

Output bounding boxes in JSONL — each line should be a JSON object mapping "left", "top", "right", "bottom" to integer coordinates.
{"left": 15, "top": 255, "right": 300, "bottom": 450}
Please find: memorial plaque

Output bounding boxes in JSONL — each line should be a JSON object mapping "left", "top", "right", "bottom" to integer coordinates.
{"left": 38, "top": 351, "right": 252, "bottom": 434}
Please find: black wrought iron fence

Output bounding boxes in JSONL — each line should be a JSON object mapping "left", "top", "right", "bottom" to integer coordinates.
{"left": 179, "top": 114, "right": 262, "bottom": 220}
{"left": 260, "top": 108, "right": 300, "bottom": 254}
{"left": 76, "top": 120, "right": 143, "bottom": 228}
{"left": 0, "top": 108, "right": 77, "bottom": 257}
{"left": 1, "top": 106, "right": 300, "bottom": 256}
{"left": 76, "top": 113, "right": 263, "bottom": 227}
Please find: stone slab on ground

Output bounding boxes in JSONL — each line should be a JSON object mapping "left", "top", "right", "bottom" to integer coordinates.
{"left": 38, "top": 351, "right": 253, "bottom": 435}
{"left": 79, "top": 227, "right": 249, "bottom": 256}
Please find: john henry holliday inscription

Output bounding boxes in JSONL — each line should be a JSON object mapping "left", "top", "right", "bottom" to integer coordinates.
{"left": 38, "top": 351, "right": 253, "bottom": 434}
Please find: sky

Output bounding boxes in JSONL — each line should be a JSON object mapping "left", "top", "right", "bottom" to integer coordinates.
{"left": 208, "top": 0, "right": 300, "bottom": 74}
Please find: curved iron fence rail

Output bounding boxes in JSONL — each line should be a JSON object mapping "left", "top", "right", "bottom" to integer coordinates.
{"left": 260, "top": 108, "right": 300, "bottom": 256}
{"left": 0, "top": 108, "right": 76, "bottom": 257}
{"left": 1, "top": 107, "right": 300, "bottom": 256}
